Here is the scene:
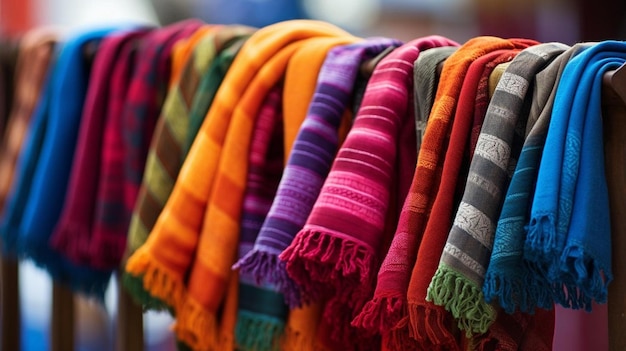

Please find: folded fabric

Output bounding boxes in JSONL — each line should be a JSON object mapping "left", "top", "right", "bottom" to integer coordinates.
{"left": 123, "top": 26, "right": 253, "bottom": 310}
{"left": 388, "top": 37, "right": 536, "bottom": 351}
{"left": 50, "top": 27, "right": 153, "bottom": 270}
{"left": 0, "top": 29, "right": 56, "bottom": 220}
{"left": 352, "top": 44, "right": 458, "bottom": 339}
{"left": 89, "top": 20, "right": 203, "bottom": 271}
{"left": 427, "top": 43, "right": 566, "bottom": 350}
{"left": 125, "top": 20, "right": 355, "bottom": 350}
{"left": 14, "top": 28, "right": 126, "bottom": 298}
{"left": 235, "top": 85, "right": 287, "bottom": 351}
{"left": 526, "top": 41, "right": 626, "bottom": 310}
{"left": 280, "top": 36, "right": 458, "bottom": 351}
{"left": 485, "top": 44, "right": 589, "bottom": 314}
{"left": 234, "top": 37, "right": 402, "bottom": 309}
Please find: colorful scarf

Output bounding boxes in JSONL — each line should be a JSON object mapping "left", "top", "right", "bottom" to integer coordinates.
{"left": 0, "top": 29, "right": 56, "bottom": 219}
{"left": 280, "top": 36, "right": 458, "bottom": 351}
{"left": 123, "top": 26, "right": 254, "bottom": 310}
{"left": 526, "top": 41, "right": 626, "bottom": 310}
{"left": 234, "top": 38, "right": 402, "bottom": 308}
{"left": 352, "top": 44, "right": 458, "bottom": 338}
{"left": 10, "top": 29, "right": 122, "bottom": 298}
{"left": 389, "top": 37, "right": 536, "bottom": 350}
{"left": 235, "top": 85, "right": 286, "bottom": 351}
{"left": 125, "top": 20, "right": 355, "bottom": 350}
{"left": 427, "top": 43, "right": 566, "bottom": 349}
{"left": 49, "top": 27, "right": 153, "bottom": 270}
{"left": 484, "top": 44, "right": 589, "bottom": 314}
{"left": 89, "top": 20, "right": 203, "bottom": 270}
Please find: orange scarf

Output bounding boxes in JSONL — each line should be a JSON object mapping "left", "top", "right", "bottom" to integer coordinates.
{"left": 126, "top": 20, "right": 356, "bottom": 350}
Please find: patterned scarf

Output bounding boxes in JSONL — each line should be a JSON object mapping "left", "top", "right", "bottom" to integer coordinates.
{"left": 123, "top": 26, "right": 253, "bottom": 310}
{"left": 235, "top": 85, "right": 286, "bottom": 351}
{"left": 484, "top": 44, "right": 589, "bottom": 314}
{"left": 393, "top": 37, "right": 536, "bottom": 350}
{"left": 234, "top": 38, "right": 402, "bottom": 308}
{"left": 0, "top": 29, "right": 56, "bottom": 220}
{"left": 89, "top": 20, "right": 203, "bottom": 270}
{"left": 353, "top": 44, "right": 458, "bottom": 338}
{"left": 526, "top": 41, "right": 626, "bottom": 310}
{"left": 49, "top": 27, "right": 153, "bottom": 270}
{"left": 427, "top": 43, "right": 567, "bottom": 350}
{"left": 280, "top": 36, "right": 458, "bottom": 351}
{"left": 125, "top": 20, "right": 355, "bottom": 350}
{"left": 7, "top": 28, "right": 122, "bottom": 298}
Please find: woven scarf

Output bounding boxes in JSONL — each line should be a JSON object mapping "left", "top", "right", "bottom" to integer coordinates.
{"left": 0, "top": 29, "right": 56, "bottom": 219}
{"left": 352, "top": 44, "right": 458, "bottom": 338}
{"left": 123, "top": 26, "right": 254, "bottom": 310}
{"left": 484, "top": 44, "right": 589, "bottom": 314}
{"left": 426, "top": 43, "right": 567, "bottom": 349}
{"left": 413, "top": 46, "right": 457, "bottom": 153}
{"left": 384, "top": 37, "right": 535, "bottom": 350}
{"left": 234, "top": 38, "right": 402, "bottom": 309}
{"left": 49, "top": 27, "right": 153, "bottom": 270}
{"left": 125, "top": 20, "right": 355, "bottom": 350}
{"left": 88, "top": 20, "right": 202, "bottom": 270}
{"left": 12, "top": 28, "right": 123, "bottom": 298}
{"left": 235, "top": 85, "right": 286, "bottom": 351}
{"left": 526, "top": 41, "right": 626, "bottom": 311}
{"left": 279, "top": 36, "right": 457, "bottom": 351}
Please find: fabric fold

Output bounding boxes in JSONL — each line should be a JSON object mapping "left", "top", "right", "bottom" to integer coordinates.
{"left": 526, "top": 41, "right": 626, "bottom": 311}
{"left": 397, "top": 37, "right": 536, "bottom": 350}
{"left": 125, "top": 20, "right": 355, "bottom": 350}
{"left": 280, "top": 35, "right": 458, "bottom": 351}
{"left": 234, "top": 37, "right": 402, "bottom": 308}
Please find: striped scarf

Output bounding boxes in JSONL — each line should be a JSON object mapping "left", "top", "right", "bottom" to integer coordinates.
{"left": 281, "top": 36, "right": 458, "bottom": 351}
{"left": 234, "top": 38, "right": 402, "bottom": 307}
{"left": 400, "top": 37, "right": 536, "bottom": 350}
{"left": 50, "top": 27, "right": 153, "bottom": 270}
{"left": 123, "top": 26, "right": 253, "bottom": 310}
{"left": 125, "top": 20, "right": 355, "bottom": 350}
{"left": 484, "top": 44, "right": 589, "bottom": 313}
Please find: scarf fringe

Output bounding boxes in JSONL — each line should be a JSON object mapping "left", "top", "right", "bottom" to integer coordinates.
{"left": 235, "top": 309, "right": 284, "bottom": 351}
{"left": 18, "top": 241, "right": 110, "bottom": 301}
{"left": 407, "top": 302, "right": 460, "bottom": 351}
{"left": 560, "top": 244, "right": 612, "bottom": 308}
{"left": 351, "top": 295, "right": 405, "bottom": 334}
{"left": 174, "top": 297, "right": 220, "bottom": 351}
{"left": 121, "top": 272, "right": 169, "bottom": 311}
{"left": 281, "top": 228, "right": 375, "bottom": 304}
{"left": 483, "top": 262, "right": 554, "bottom": 314}
{"left": 525, "top": 214, "right": 558, "bottom": 262}
{"left": 49, "top": 223, "right": 92, "bottom": 265}
{"left": 234, "top": 249, "right": 302, "bottom": 308}
{"left": 427, "top": 266, "right": 496, "bottom": 336}
{"left": 124, "top": 249, "right": 186, "bottom": 311}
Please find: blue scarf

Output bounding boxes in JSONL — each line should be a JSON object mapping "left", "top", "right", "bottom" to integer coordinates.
{"left": 6, "top": 28, "right": 127, "bottom": 299}
{"left": 526, "top": 41, "right": 626, "bottom": 310}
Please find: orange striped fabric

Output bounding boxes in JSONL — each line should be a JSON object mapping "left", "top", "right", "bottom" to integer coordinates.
{"left": 125, "top": 20, "right": 356, "bottom": 350}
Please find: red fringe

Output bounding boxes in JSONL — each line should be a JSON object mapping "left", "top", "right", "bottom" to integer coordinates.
{"left": 351, "top": 295, "right": 405, "bottom": 334}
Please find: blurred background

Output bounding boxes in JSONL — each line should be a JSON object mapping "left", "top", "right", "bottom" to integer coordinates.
{"left": 0, "top": 0, "right": 624, "bottom": 350}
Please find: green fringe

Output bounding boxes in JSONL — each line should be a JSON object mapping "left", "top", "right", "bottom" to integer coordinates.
{"left": 235, "top": 309, "right": 285, "bottom": 351}
{"left": 426, "top": 265, "right": 496, "bottom": 337}
{"left": 122, "top": 272, "right": 171, "bottom": 312}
